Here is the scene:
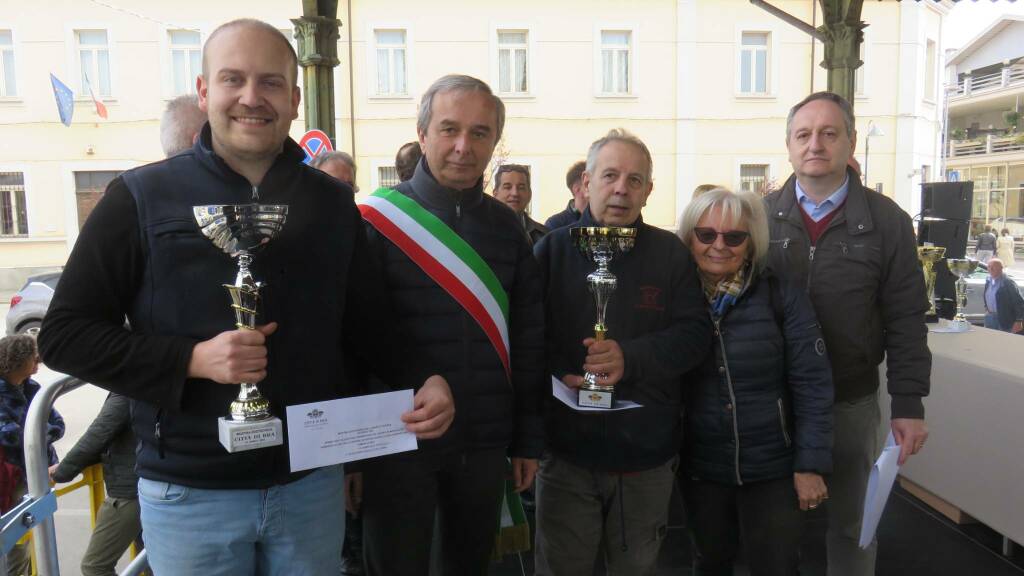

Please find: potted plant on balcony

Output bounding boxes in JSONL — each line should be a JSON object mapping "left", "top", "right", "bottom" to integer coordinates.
{"left": 951, "top": 127, "right": 967, "bottom": 141}
{"left": 1004, "top": 110, "right": 1020, "bottom": 133}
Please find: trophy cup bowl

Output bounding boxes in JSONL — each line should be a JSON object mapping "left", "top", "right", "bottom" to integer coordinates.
{"left": 194, "top": 204, "right": 288, "bottom": 452}
{"left": 917, "top": 246, "right": 945, "bottom": 322}
{"left": 946, "top": 258, "right": 978, "bottom": 333}
{"left": 570, "top": 226, "right": 637, "bottom": 409}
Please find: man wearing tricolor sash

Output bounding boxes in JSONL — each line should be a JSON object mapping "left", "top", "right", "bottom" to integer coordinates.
{"left": 358, "top": 75, "right": 546, "bottom": 576}
{"left": 533, "top": 129, "right": 712, "bottom": 575}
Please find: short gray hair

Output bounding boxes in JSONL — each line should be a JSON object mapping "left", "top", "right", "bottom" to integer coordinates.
{"left": 310, "top": 151, "right": 356, "bottom": 176}
{"left": 786, "top": 91, "right": 855, "bottom": 141}
{"left": 0, "top": 335, "right": 37, "bottom": 379}
{"left": 585, "top": 128, "right": 653, "bottom": 185}
{"left": 417, "top": 75, "right": 505, "bottom": 142}
{"left": 160, "top": 94, "right": 207, "bottom": 157}
{"left": 677, "top": 187, "right": 770, "bottom": 274}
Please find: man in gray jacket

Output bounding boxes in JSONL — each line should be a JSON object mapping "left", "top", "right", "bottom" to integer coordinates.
{"left": 765, "top": 91, "right": 931, "bottom": 576}
{"left": 50, "top": 394, "right": 141, "bottom": 576}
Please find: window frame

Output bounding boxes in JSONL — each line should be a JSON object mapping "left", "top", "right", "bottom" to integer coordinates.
{"left": 733, "top": 24, "right": 780, "bottom": 100}
{"left": 159, "top": 24, "right": 206, "bottom": 99}
{"left": 65, "top": 24, "right": 118, "bottom": 101}
{"left": 0, "top": 26, "right": 20, "bottom": 100}
{"left": 0, "top": 169, "right": 29, "bottom": 238}
{"left": 366, "top": 23, "right": 414, "bottom": 100}
{"left": 593, "top": 24, "right": 640, "bottom": 99}
{"left": 490, "top": 23, "right": 536, "bottom": 99}
{"left": 923, "top": 37, "right": 937, "bottom": 104}
{"left": 737, "top": 162, "right": 771, "bottom": 195}
{"left": 855, "top": 36, "right": 870, "bottom": 100}
{"left": 60, "top": 160, "right": 139, "bottom": 249}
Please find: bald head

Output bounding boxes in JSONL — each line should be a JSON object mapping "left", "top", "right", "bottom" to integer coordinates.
{"left": 989, "top": 258, "right": 1004, "bottom": 278}
{"left": 202, "top": 19, "right": 298, "bottom": 86}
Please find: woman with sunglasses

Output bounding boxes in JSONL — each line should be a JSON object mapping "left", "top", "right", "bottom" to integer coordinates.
{"left": 676, "top": 187, "right": 833, "bottom": 576}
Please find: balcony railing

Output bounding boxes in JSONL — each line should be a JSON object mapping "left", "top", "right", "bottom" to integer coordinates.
{"left": 951, "top": 65, "right": 1024, "bottom": 98}
{"left": 949, "top": 134, "right": 1024, "bottom": 157}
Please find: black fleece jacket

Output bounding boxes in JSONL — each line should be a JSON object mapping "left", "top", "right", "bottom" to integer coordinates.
{"left": 534, "top": 208, "right": 711, "bottom": 472}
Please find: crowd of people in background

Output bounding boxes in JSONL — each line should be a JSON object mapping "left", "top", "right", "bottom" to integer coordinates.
{"left": 0, "top": 15, "right": 969, "bottom": 576}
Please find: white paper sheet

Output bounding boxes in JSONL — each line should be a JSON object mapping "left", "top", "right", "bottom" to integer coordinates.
{"left": 551, "top": 376, "right": 642, "bottom": 412}
{"left": 859, "top": 431, "right": 901, "bottom": 548}
{"left": 285, "top": 390, "right": 418, "bottom": 473}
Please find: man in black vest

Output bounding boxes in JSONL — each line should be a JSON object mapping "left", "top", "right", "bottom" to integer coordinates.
{"left": 39, "top": 19, "right": 453, "bottom": 575}
{"left": 360, "top": 75, "right": 545, "bottom": 576}
{"left": 765, "top": 92, "right": 930, "bottom": 576}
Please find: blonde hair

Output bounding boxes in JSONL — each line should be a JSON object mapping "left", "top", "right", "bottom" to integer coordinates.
{"left": 677, "top": 187, "right": 770, "bottom": 273}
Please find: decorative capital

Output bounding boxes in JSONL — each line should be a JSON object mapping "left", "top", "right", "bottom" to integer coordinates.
{"left": 291, "top": 16, "right": 341, "bottom": 68}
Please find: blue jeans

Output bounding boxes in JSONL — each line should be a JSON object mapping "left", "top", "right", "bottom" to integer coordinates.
{"left": 984, "top": 312, "right": 1002, "bottom": 331}
{"left": 138, "top": 465, "right": 344, "bottom": 576}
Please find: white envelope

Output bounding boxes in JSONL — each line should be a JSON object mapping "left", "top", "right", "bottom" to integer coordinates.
{"left": 859, "top": 431, "right": 901, "bottom": 548}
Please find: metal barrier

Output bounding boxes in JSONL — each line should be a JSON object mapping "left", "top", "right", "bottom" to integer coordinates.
{"left": 0, "top": 376, "right": 149, "bottom": 576}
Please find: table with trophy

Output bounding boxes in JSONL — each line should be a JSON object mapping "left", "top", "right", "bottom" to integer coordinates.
{"left": 882, "top": 247, "right": 1024, "bottom": 547}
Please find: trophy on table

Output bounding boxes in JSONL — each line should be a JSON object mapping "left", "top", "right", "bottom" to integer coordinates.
{"left": 194, "top": 203, "right": 288, "bottom": 453}
{"left": 917, "top": 246, "right": 946, "bottom": 323}
{"left": 946, "top": 258, "right": 979, "bottom": 333}
{"left": 570, "top": 226, "right": 637, "bottom": 409}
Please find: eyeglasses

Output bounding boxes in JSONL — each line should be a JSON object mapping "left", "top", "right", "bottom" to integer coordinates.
{"left": 693, "top": 227, "right": 750, "bottom": 247}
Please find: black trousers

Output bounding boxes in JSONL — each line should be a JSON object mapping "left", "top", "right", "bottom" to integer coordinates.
{"left": 361, "top": 448, "right": 506, "bottom": 576}
{"left": 683, "top": 475, "right": 806, "bottom": 576}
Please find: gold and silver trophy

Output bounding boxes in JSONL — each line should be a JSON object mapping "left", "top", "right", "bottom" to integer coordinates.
{"left": 194, "top": 203, "right": 288, "bottom": 452}
{"left": 917, "top": 246, "right": 946, "bottom": 322}
{"left": 946, "top": 258, "right": 978, "bottom": 333}
{"left": 570, "top": 227, "right": 636, "bottom": 409}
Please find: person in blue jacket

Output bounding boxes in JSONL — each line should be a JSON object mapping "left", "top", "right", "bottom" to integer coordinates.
{"left": 677, "top": 188, "right": 833, "bottom": 576}
{"left": 0, "top": 335, "right": 64, "bottom": 576}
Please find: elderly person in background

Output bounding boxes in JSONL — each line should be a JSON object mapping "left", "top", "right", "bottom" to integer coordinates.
{"left": 492, "top": 164, "right": 548, "bottom": 245}
{"left": 395, "top": 141, "right": 423, "bottom": 183}
{"left": 159, "top": 94, "right": 207, "bottom": 157}
{"left": 677, "top": 188, "right": 833, "bottom": 576}
{"left": 0, "top": 335, "right": 65, "bottom": 576}
{"left": 311, "top": 150, "right": 359, "bottom": 192}
{"left": 997, "top": 228, "right": 1016, "bottom": 268}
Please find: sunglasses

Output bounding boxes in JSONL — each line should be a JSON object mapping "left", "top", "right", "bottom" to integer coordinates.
{"left": 693, "top": 227, "right": 750, "bottom": 247}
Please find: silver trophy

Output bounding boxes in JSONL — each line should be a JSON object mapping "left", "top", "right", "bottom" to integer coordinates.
{"left": 946, "top": 258, "right": 978, "bottom": 333}
{"left": 194, "top": 203, "right": 288, "bottom": 452}
{"left": 570, "top": 226, "right": 637, "bottom": 409}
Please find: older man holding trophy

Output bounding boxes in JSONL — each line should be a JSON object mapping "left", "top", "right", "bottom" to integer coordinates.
{"left": 39, "top": 19, "right": 452, "bottom": 575}
{"left": 533, "top": 129, "right": 710, "bottom": 575}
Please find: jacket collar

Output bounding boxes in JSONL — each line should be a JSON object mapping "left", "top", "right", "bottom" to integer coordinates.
{"left": 774, "top": 166, "right": 874, "bottom": 236}
{"left": 408, "top": 157, "right": 485, "bottom": 213}
{"left": 192, "top": 123, "right": 306, "bottom": 202}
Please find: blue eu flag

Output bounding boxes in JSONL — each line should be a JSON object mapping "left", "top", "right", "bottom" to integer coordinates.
{"left": 50, "top": 73, "right": 74, "bottom": 127}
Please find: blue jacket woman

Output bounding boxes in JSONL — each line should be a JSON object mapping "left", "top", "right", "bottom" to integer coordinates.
{"left": 0, "top": 335, "right": 64, "bottom": 576}
{"left": 678, "top": 188, "right": 833, "bottom": 576}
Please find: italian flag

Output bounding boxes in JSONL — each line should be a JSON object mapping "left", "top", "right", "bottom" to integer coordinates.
{"left": 358, "top": 188, "right": 511, "bottom": 380}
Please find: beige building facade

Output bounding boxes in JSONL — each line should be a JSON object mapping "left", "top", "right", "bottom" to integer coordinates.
{"left": 944, "top": 15, "right": 1024, "bottom": 236}
{"left": 0, "top": 0, "right": 948, "bottom": 290}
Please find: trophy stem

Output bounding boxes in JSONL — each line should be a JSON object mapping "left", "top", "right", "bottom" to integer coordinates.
{"left": 954, "top": 275, "right": 969, "bottom": 323}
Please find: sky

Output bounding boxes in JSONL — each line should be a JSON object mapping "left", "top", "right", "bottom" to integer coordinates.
{"left": 944, "top": 0, "right": 1024, "bottom": 51}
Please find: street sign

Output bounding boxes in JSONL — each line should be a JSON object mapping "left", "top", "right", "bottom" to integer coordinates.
{"left": 299, "top": 129, "right": 334, "bottom": 165}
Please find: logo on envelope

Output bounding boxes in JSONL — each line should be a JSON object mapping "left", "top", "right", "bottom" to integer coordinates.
{"left": 304, "top": 407, "right": 328, "bottom": 427}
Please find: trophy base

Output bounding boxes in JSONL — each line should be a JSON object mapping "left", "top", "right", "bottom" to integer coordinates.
{"left": 577, "top": 387, "right": 615, "bottom": 409}
{"left": 947, "top": 318, "right": 972, "bottom": 333}
{"left": 218, "top": 416, "right": 283, "bottom": 453}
